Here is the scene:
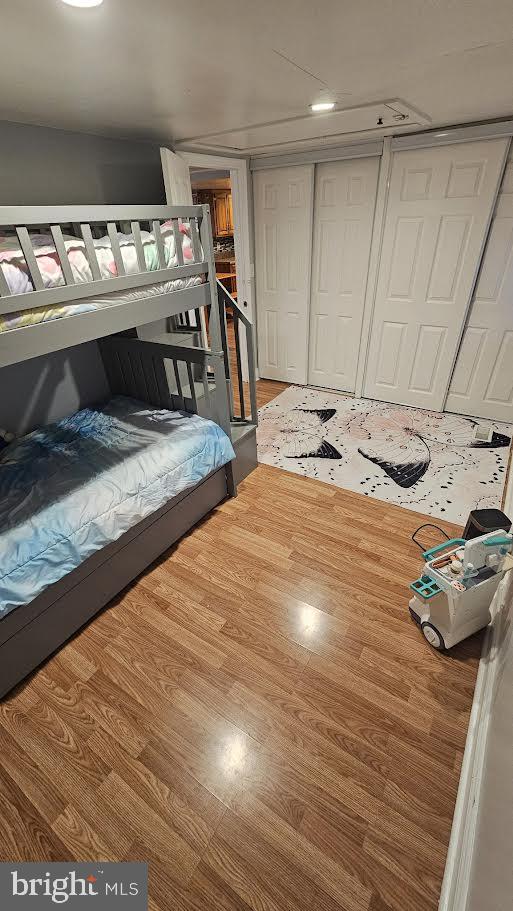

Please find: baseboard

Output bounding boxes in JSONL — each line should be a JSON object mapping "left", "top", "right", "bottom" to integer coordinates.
{"left": 438, "top": 579, "right": 508, "bottom": 911}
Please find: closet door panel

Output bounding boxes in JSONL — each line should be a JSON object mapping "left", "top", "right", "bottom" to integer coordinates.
{"left": 446, "top": 150, "right": 513, "bottom": 421}
{"left": 308, "top": 157, "right": 379, "bottom": 392}
{"left": 254, "top": 165, "right": 314, "bottom": 383}
{"left": 364, "top": 138, "right": 509, "bottom": 410}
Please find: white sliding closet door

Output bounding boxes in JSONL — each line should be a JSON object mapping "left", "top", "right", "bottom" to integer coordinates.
{"left": 446, "top": 148, "right": 513, "bottom": 422}
{"left": 308, "top": 157, "right": 379, "bottom": 392}
{"left": 364, "top": 138, "right": 509, "bottom": 410}
{"left": 254, "top": 165, "right": 314, "bottom": 383}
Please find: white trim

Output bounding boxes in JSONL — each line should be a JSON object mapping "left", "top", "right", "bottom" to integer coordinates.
{"left": 392, "top": 119, "right": 513, "bottom": 151}
{"left": 179, "top": 151, "right": 248, "bottom": 170}
{"left": 304, "top": 164, "right": 316, "bottom": 387}
{"left": 249, "top": 140, "right": 383, "bottom": 171}
{"left": 439, "top": 467, "right": 513, "bottom": 911}
{"left": 439, "top": 579, "right": 509, "bottom": 911}
{"left": 355, "top": 136, "right": 392, "bottom": 397}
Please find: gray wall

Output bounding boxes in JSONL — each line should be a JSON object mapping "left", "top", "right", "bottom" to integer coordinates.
{"left": 0, "top": 119, "right": 165, "bottom": 205}
{"left": 0, "top": 120, "right": 165, "bottom": 432}
{"left": 466, "top": 576, "right": 513, "bottom": 911}
{"left": 0, "top": 343, "right": 110, "bottom": 436}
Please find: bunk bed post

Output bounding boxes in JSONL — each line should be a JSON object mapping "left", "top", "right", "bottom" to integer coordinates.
{"left": 200, "top": 204, "right": 224, "bottom": 356}
{"left": 199, "top": 204, "right": 236, "bottom": 497}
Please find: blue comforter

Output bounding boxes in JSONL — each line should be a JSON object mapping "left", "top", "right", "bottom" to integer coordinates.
{"left": 0, "top": 397, "right": 234, "bottom": 616}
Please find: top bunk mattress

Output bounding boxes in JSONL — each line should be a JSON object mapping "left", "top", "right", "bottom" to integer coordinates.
{"left": 0, "top": 222, "right": 204, "bottom": 334}
{"left": 0, "top": 396, "right": 234, "bottom": 617}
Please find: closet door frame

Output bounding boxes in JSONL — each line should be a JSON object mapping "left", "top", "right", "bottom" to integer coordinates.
{"left": 253, "top": 163, "right": 315, "bottom": 384}
{"left": 252, "top": 142, "right": 383, "bottom": 387}
{"left": 252, "top": 124, "right": 512, "bottom": 409}
{"left": 354, "top": 137, "right": 393, "bottom": 397}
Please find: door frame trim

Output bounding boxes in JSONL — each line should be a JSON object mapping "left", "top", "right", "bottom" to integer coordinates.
{"left": 177, "top": 151, "right": 255, "bottom": 381}
{"left": 392, "top": 119, "right": 513, "bottom": 152}
{"left": 250, "top": 140, "right": 384, "bottom": 171}
{"left": 177, "top": 151, "right": 254, "bottom": 322}
{"left": 252, "top": 163, "right": 315, "bottom": 385}
{"left": 355, "top": 137, "right": 392, "bottom": 398}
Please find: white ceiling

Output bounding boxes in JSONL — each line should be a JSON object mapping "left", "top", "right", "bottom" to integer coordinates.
{"left": 2, "top": 0, "right": 513, "bottom": 155}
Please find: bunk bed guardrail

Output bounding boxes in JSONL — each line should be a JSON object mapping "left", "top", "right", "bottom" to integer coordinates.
{"left": 0, "top": 205, "right": 208, "bottom": 314}
{"left": 99, "top": 333, "right": 232, "bottom": 437}
{"left": 217, "top": 278, "right": 258, "bottom": 428}
{"left": 0, "top": 204, "right": 230, "bottom": 376}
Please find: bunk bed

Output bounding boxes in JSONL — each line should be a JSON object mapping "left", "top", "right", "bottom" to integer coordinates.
{"left": 0, "top": 204, "right": 237, "bottom": 697}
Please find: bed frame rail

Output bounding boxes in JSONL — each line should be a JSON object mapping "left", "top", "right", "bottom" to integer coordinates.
{"left": 0, "top": 204, "right": 207, "bottom": 317}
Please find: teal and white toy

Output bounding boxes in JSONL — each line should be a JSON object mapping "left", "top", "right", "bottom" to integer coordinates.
{"left": 409, "top": 530, "right": 513, "bottom": 650}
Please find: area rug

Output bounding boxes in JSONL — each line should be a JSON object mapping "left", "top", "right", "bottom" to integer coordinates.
{"left": 257, "top": 385, "right": 513, "bottom": 524}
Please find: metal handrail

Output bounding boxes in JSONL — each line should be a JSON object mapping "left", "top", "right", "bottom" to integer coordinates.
{"left": 216, "top": 279, "right": 258, "bottom": 426}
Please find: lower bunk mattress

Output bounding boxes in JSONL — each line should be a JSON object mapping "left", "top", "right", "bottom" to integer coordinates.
{"left": 0, "top": 396, "right": 234, "bottom": 617}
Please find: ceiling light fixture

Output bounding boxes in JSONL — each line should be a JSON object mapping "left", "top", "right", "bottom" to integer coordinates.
{"left": 61, "top": 0, "right": 104, "bottom": 7}
{"left": 310, "top": 102, "right": 336, "bottom": 113}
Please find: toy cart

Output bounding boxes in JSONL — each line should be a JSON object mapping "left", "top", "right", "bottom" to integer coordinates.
{"left": 409, "top": 531, "right": 513, "bottom": 650}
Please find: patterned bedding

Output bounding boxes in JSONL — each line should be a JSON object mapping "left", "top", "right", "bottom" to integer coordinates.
{"left": 0, "top": 396, "right": 234, "bottom": 616}
{"left": 0, "top": 222, "right": 203, "bottom": 333}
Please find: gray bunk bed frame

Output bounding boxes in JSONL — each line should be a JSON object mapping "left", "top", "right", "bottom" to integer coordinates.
{"left": 0, "top": 204, "right": 237, "bottom": 697}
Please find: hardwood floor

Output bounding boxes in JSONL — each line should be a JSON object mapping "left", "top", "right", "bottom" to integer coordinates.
{"left": 0, "top": 378, "right": 481, "bottom": 911}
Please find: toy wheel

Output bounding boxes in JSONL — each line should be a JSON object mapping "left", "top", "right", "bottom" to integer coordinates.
{"left": 421, "top": 622, "right": 445, "bottom": 651}
{"left": 409, "top": 607, "right": 421, "bottom": 625}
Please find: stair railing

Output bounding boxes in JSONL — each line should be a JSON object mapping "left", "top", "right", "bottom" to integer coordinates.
{"left": 216, "top": 279, "right": 258, "bottom": 427}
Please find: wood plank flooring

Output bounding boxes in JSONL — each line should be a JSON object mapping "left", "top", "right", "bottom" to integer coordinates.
{"left": 0, "top": 377, "right": 481, "bottom": 911}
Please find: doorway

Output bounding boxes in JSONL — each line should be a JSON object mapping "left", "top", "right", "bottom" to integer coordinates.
{"left": 161, "top": 148, "right": 254, "bottom": 382}
{"left": 191, "top": 168, "right": 237, "bottom": 300}
{"left": 190, "top": 167, "right": 240, "bottom": 381}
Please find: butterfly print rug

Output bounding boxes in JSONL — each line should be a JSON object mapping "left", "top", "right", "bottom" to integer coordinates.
{"left": 257, "top": 385, "right": 512, "bottom": 524}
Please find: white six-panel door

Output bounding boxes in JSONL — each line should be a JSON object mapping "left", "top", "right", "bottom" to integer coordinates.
{"left": 446, "top": 147, "right": 513, "bottom": 422}
{"left": 254, "top": 165, "right": 314, "bottom": 383}
{"left": 364, "top": 138, "right": 509, "bottom": 410}
{"left": 308, "top": 157, "right": 379, "bottom": 392}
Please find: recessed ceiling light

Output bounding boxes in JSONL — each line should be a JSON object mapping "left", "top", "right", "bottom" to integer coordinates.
{"left": 310, "top": 102, "right": 336, "bottom": 113}
{"left": 61, "top": 0, "right": 103, "bottom": 7}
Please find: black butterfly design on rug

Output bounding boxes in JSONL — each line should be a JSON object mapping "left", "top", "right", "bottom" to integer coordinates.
{"left": 280, "top": 408, "right": 342, "bottom": 460}
{"left": 357, "top": 415, "right": 511, "bottom": 489}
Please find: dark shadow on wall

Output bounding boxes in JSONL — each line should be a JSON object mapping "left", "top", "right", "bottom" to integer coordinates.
{"left": 98, "top": 162, "right": 165, "bottom": 206}
{"left": 0, "top": 342, "right": 110, "bottom": 437}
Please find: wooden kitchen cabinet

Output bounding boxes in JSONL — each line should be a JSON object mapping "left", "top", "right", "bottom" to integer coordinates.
{"left": 192, "top": 189, "right": 234, "bottom": 237}
{"left": 214, "top": 191, "right": 233, "bottom": 236}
